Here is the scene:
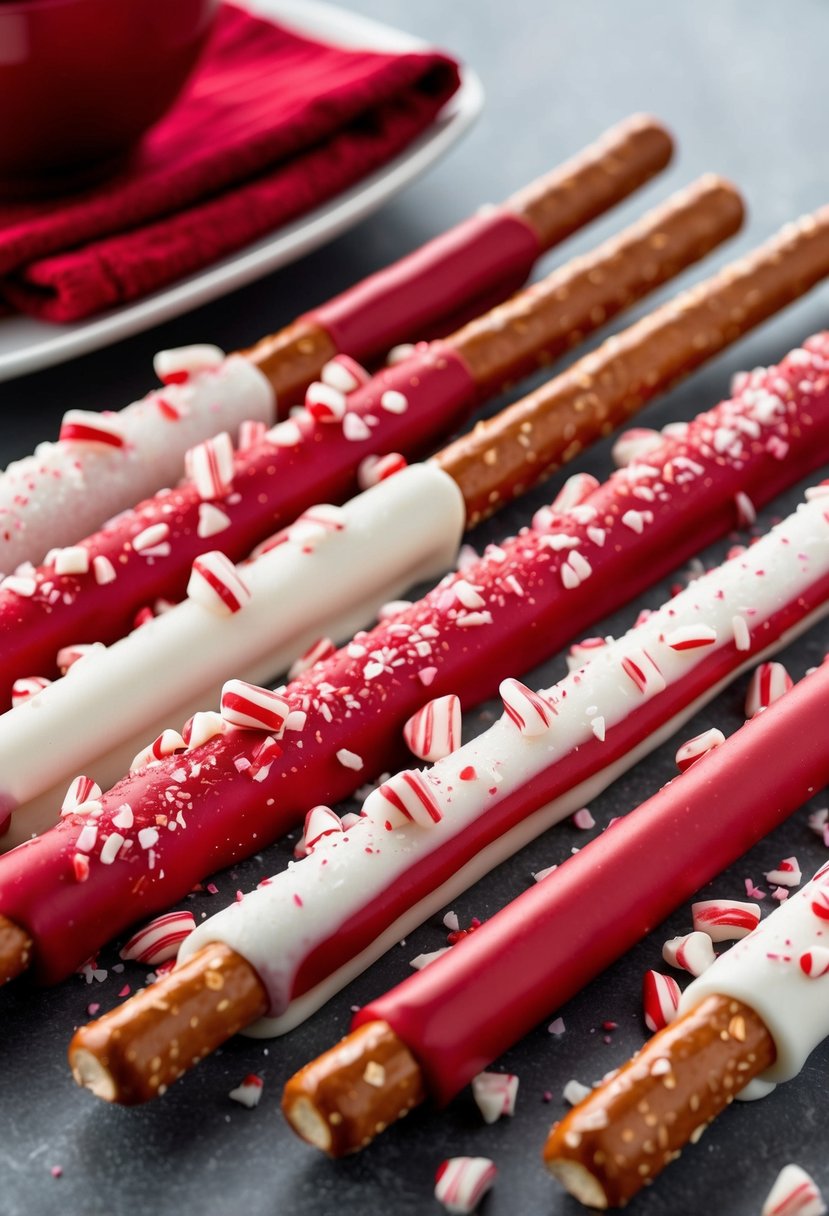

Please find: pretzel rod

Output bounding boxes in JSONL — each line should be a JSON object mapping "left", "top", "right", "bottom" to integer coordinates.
{"left": 70, "top": 495, "right": 829, "bottom": 1103}
{"left": 5, "top": 209, "right": 824, "bottom": 844}
{"left": 3, "top": 331, "right": 829, "bottom": 987}
{"left": 544, "top": 859, "right": 829, "bottom": 1208}
{"left": 242, "top": 114, "right": 674, "bottom": 405}
{"left": 440, "top": 205, "right": 829, "bottom": 522}
{"left": 0, "top": 176, "right": 742, "bottom": 715}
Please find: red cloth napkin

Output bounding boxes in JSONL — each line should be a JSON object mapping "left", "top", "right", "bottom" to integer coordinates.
{"left": 0, "top": 3, "right": 460, "bottom": 322}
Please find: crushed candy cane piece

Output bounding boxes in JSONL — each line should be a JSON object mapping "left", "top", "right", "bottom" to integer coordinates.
{"left": 471, "top": 1072, "right": 518, "bottom": 1123}
{"left": 187, "top": 551, "right": 251, "bottom": 616}
{"left": 61, "top": 775, "right": 103, "bottom": 817}
{"left": 435, "top": 1157, "right": 496, "bottom": 1215}
{"left": 365, "top": 770, "right": 442, "bottom": 828}
{"left": 664, "top": 623, "right": 717, "bottom": 651}
{"left": 182, "top": 710, "right": 224, "bottom": 749}
{"left": 643, "top": 970, "right": 681, "bottom": 1032}
{"left": 228, "top": 1074, "right": 264, "bottom": 1109}
{"left": 662, "top": 931, "right": 716, "bottom": 976}
{"left": 499, "top": 677, "right": 556, "bottom": 736}
{"left": 799, "top": 947, "right": 829, "bottom": 979}
{"left": 59, "top": 410, "right": 125, "bottom": 449}
{"left": 186, "top": 432, "right": 234, "bottom": 500}
{"left": 572, "top": 808, "right": 596, "bottom": 830}
{"left": 621, "top": 647, "right": 665, "bottom": 696}
{"left": 11, "top": 676, "right": 52, "bottom": 707}
{"left": 288, "top": 637, "right": 336, "bottom": 680}
{"left": 765, "top": 856, "right": 802, "bottom": 888}
{"left": 380, "top": 389, "right": 408, "bottom": 414}
{"left": 675, "top": 727, "right": 725, "bottom": 773}
{"left": 336, "top": 748, "right": 363, "bottom": 771}
{"left": 357, "top": 451, "right": 407, "bottom": 489}
{"left": 692, "top": 898, "right": 761, "bottom": 941}
{"left": 221, "top": 680, "right": 289, "bottom": 734}
{"left": 197, "top": 502, "right": 232, "bottom": 539}
{"left": 761, "top": 1164, "right": 826, "bottom": 1216}
{"left": 550, "top": 472, "right": 599, "bottom": 513}
{"left": 154, "top": 344, "right": 223, "bottom": 382}
{"left": 410, "top": 947, "right": 452, "bottom": 971}
{"left": 120, "top": 911, "right": 196, "bottom": 965}
{"left": 563, "top": 1079, "right": 592, "bottom": 1106}
{"left": 305, "top": 381, "right": 347, "bottom": 422}
{"left": 745, "top": 661, "right": 794, "bottom": 718}
{"left": 320, "top": 354, "right": 369, "bottom": 394}
{"left": 404, "top": 694, "right": 462, "bottom": 762}
{"left": 611, "top": 427, "right": 663, "bottom": 468}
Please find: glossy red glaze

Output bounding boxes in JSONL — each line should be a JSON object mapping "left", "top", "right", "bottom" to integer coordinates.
{"left": 307, "top": 211, "right": 540, "bottom": 361}
{"left": 0, "top": 0, "right": 217, "bottom": 189}
{"left": 0, "top": 345, "right": 475, "bottom": 710}
{"left": 357, "top": 662, "right": 829, "bottom": 1106}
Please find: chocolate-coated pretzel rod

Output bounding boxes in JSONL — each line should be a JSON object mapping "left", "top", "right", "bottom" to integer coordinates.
{"left": 68, "top": 500, "right": 829, "bottom": 1104}
{"left": 440, "top": 206, "right": 829, "bottom": 522}
{"left": 8, "top": 196, "right": 820, "bottom": 845}
{"left": 2, "top": 321, "right": 829, "bottom": 990}
{"left": 242, "top": 114, "right": 674, "bottom": 406}
{"left": 279, "top": 660, "right": 829, "bottom": 1155}
{"left": 0, "top": 117, "right": 672, "bottom": 576}
{"left": 0, "top": 175, "right": 740, "bottom": 712}
{"left": 544, "top": 855, "right": 829, "bottom": 1208}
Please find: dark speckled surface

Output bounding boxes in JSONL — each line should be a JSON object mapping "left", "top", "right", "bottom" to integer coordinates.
{"left": 1, "top": 2, "right": 828, "bottom": 1214}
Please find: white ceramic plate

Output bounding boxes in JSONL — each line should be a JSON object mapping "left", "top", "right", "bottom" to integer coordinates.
{"left": 0, "top": 0, "right": 483, "bottom": 383}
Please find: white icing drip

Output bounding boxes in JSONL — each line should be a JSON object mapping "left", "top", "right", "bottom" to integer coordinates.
{"left": 0, "top": 465, "right": 465, "bottom": 845}
{"left": 0, "top": 356, "right": 274, "bottom": 571}
{"left": 179, "top": 495, "right": 829, "bottom": 1033}
{"left": 680, "top": 866, "right": 829, "bottom": 1084}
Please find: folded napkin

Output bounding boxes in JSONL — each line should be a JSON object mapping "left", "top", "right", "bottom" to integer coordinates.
{"left": 0, "top": 3, "right": 460, "bottom": 322}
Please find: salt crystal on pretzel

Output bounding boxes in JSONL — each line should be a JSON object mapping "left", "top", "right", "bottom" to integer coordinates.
{"left": 221, "top": 680, "right": 290, "bottom": 734}
{"left": 120, "top": 911, "right": 196, "bottom": 965}
{"left": 746, "top": 660, "right": 794, "bottom": 718}
{"left": 692, "top": 898, "right": 761, "bottom": 941}
{"left": 471, "top": 1071, "right": 519, "bottom": 1123}
{"left": 675, "top": 727, "right": 725, "bottom": 773}
{"left": 434, "top": 1157, "right": 497, "bottom": 1215}
{"left": 642, "top": 970, "right": 681, "bottom": 1032}
{"left": 403, "top": 695, "right": 462, "bottom": 762}
{"left": 662, "top": 931, "right": 716, "bottom": 976}
{"left": 11, "top": 677, "right": 52, "bottom": 708}
{"left": 187, "top": 552, "right": 252, "bottom": 616}
{"left": 186, "top": 432, "right": 235, "bottom": 501}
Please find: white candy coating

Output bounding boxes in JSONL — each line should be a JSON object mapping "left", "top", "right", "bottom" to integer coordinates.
{"left": 0, "top": 465, "right": 466, "bottom": 844}
{"left": 0, "top": 355, "right": 274, "bottom": 571}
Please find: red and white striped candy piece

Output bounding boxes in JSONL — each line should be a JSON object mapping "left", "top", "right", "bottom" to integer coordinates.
{"left": 499, "top": 678, "right": 556, "bottom": 736}
{"left": 675, "top": 727, "right": 725, "bottom": 773}
{"left": 221, "top": 679, "right": 290, "bottom": 735}
{"left": 364, "top": 770, "right": 443, "bottom": 829}
{"left": 664, "top": 623, "right": 718, "bottom": 651}
{"left": 810, "top": 887, "right": 829, "bottom": 922}
{"left": 287, "top": 503, "right": 347, "bottom": 550}
{"left": 735, "top": 490, "right": 757, "bottom": 528}
{"left": 186, "top": 431, "right": 235, "bottom": 500}
{"left": 761, "top": 1164, "right": 826, "bottom": 1216}
{"left": 611, "top": 427, "right": 663, "bottom": 468}
{"left": 550, "top": 472, "right": 600, "bottom": 513}
{"left": 305, "top": 381, "right": 347, "bottom": 422}
{"left": 320, "top": 354, "right": 370, "bottom": 394}
{"left": 288, "top": 637, "right": 336, "bottom": 680}
{"left": 59, "top": 409, "right": 125, "bottom": 449}
{"left": 435, "top": 1158, "right": 497, "bottom": 1215}
{"left": 300, "top": 806, "right": 343, "bottom": 856}
{"left": 403, "top": 694, "right": 462, "bottom": 762}
{"left": 566, "top": 636, "right": 610, "bottom": 672}
{"left": 238, "top": 418, "right": 267, "bottom": 451}
{"left": 621, "top": 647, "right": 666, "bottom": 697}
{"left": 798, "top": 948, "right": 829, "bottom": 980}
{"left": 197, "top": 502, "right": 231, "bottom": 539}
{"left": 470, "top": 1072, "right": 519, "bottom": 1124}
{"left": 120, "top": 911, "right": 196, "bottom": 965}
{"left": 228, "top": 1074, "right": 264, "bottom": 1109}
{"left": 247, "top": 734, "right": 281, "bottom": 782}
{"left": 692, "top": 898, "right": 761, "bottom": 941}
{"left": 662, "top": 931, "right": 716, "bottom": 976}
{"left": 745, "top": 661, "right": 794, "bottom": 718}
{"left": 11, "top": 676, "right": 52, "bottom": 708}
{"left": 357, "top": 452, "right": 407, "bottom": 490}
{"left": 153, "top": 344, "right": 223, "bottom": 383}
{"left": 765, "top": 856, "right": 802, "bottom": 888}
{"left": 182, "top": 710, "right": 224, "bottom": 750}
{"left": 58, "top": 642, "right": 104, "bottom": 674}
{"left": 187, "top": 551, "right": 251, "bottom": 616}
{"left": 642, "top": 970, "right": 681, "bottom": 1032}
{"left": 61, "top": 775, "right": 102, "bottom": 818}
{"left": 130, "top": 729, "right": 186, "bottom": 772}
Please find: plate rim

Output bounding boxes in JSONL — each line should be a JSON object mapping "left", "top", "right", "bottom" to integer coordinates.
{"left": 0, "top": 0, "right": 483, "bottom": 384}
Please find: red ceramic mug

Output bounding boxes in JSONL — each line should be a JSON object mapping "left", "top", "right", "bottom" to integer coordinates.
{"left": 0, "top": 0, "right": 218, "bottom": 194}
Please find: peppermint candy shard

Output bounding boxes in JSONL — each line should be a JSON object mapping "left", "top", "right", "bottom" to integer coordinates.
{"left": 550, "top": 472, "right": 599, "bottom": 513}
{"left": 186, "top": 431, "right": 235, "bottom": 500}
{"left": 187, "top": 552, "right": 251, "bottom": 616}
{"left": 662, "top": 931, "right": 716, "bottom": 976}
{"left": 221, "top": 680, "right": 290, "bottom": 735}
{"left": 471, "top": 1072, "right": 518, "bottom": 1124}
{"left": 153, "top": 344, "right": 223, "bottom": 383}
{"left": 305, "top": 381, "right": 347, "bottom": 423}
{"left": 799, "top": 948, "right": 829, "bottom": 980}
{"left": 61, "top": 775, "right": 103, "bottom": 818}
{"left": 499, "top": 678, "right": 556, "bottom": 736}
{"left": 238, "top": 419, "right": 267, "bottom": 450}
{"left": 320, "top": 354, "right": 369, "bottom": 394}
{"left": 621, "top": 647, "right": 666, "bottom": 697}
{"left": 810, "top": 887, "right": 829, "bottom": 922}
{"left": 611, "top": 427, "right": 662, "bottom": 468}
{"left": 302, "top": 806, "right": 343, "bottom": 853}
{"left": 182, "top": 711, "right": 224, "bottom": 750}
{"left": 664, "top": 624, "right": 718, "bottom": 651}
{"left": 434, "top": 1157, "right": 497, "bottom": 1215}
{"left": 366, "top": 770, "right": 443, "bottom": 828}
{"left": 642, "top": 970, "right": 681, "bottom": 1033}
{"left": 692, "top": 899, "right": 761, "bottom": 941}
{"left": 403, "top": 694, "right": 462, "bottom": 762}
{"left": 675, "top": 727, "right": 725, "bottom": 773}
{"left": 765, "top": 856, "right": 802, "bottom": 888}
{"left": 410, "top": 947, "right": 452, "bottom": 971}
{"left": 59, "top": 409, "right": 125, "bottom": 449}
{"left": 197, "top": 502, "right": 232, "bottom": 539}
{"left": 745, "top": 661, "right": 794, "bottom": 718}
{"left": 228, "top": 1074, "right": 264, "bottom": 1109}
{"left": 288, "top": 637, "right": 336, "bottom": 680}
{"left": 248, "top": 735, "right": 281, "bottom": 782}
{"left": 120, "top": 911, "right": 196, "bottom": 965}
{"left": 357, "top": 451, "right": 407, "bottom": 490}
{"left": 760, "top": 1164, "right": 826, "bottom": 1216}
{"left": 11, "top": 676, "right": 52, "bottom": 708}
